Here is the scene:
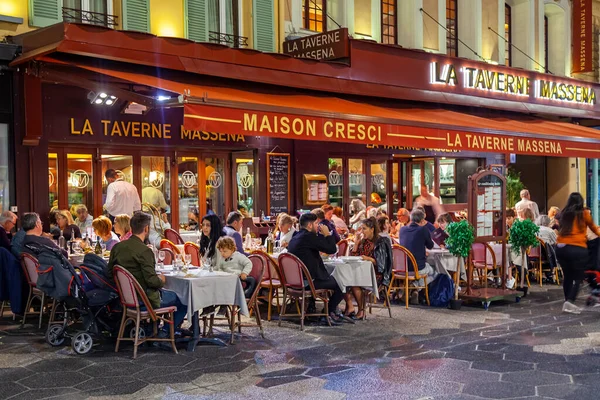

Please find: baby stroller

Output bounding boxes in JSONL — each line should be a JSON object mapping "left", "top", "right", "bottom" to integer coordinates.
{"left": 24, "top": 243, "right": 122, "bottom": 355}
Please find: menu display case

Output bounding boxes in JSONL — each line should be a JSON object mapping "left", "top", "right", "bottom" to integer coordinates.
{"left": 303, "top": 174, "right": 328, "bottom": 206}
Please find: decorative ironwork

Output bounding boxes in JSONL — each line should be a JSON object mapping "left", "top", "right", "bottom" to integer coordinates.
{"left": 62, "top": 7, "right": 118, "bottom": 29}
{"left": 208, "top": 31, "right": 248, "bottom": 48}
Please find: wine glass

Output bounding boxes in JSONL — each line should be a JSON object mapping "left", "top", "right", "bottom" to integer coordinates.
{"left": 100, "top": 242, "right": 107, "bottom": 254}
{"left": 184, "top": 254, "right": 192, "bottom": 267}
{"left": 157, "top": 250, "right": 166, "bottom": 269}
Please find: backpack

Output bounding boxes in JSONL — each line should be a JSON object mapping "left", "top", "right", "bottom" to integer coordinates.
{"left": 428, "top": 273, "right": 454, "bottom": 308}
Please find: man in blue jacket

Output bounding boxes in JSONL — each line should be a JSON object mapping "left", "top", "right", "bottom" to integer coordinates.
{"left": 288, "top": 213, "right": 342, "bottom": 323}
{"left": 399, "top": 208, "right": 436, "bottom": 302}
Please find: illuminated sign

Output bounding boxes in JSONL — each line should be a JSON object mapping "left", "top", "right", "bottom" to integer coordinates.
{"left": 430, "top": 62, "right": 596, "bottom": 105}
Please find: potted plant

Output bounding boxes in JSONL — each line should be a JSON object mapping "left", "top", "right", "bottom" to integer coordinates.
{"left": 508, "top": 219, "right": 539, "bottom": 296}
{"left": 445, "top": 220, "right": 475, "bottom": 310}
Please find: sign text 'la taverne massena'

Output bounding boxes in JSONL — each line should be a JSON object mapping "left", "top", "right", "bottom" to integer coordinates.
{"left": 430, "top": 62, "right": 596, "bottom": 105}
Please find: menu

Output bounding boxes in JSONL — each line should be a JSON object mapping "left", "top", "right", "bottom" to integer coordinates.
{"left": 267, "top": 153, "right": 290, "bottom": 215}
{"left": 475, "top": 175, "right": 503, "bottom": 237}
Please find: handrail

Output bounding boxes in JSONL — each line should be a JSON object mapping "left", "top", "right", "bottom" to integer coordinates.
{"left": 62, "top": 7, "right": 118, "bottom": 29}
{"left": 208, "top": 31, "right": 249, "bottom": 48}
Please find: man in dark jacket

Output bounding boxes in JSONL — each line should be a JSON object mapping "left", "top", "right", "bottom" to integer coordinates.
{"left": 223, "top": 211, "right": 248, "bottom": 256}
{"left": 108, "top": 212, "right": 187, "bottom": 330}
{"left": 399, "top": 208, "right": 436, "bottom": 292}
{"left": 287, "top": 213, "right": 342, "bottom": 321}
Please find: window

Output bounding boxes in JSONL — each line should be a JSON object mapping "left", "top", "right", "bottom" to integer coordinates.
{"left": 142, "top": 156, "right": 171, "bottom": 223}
{"left": 328, "top": 158, "right": 343, "bottom": 207}
{"left": 63, "top": 0, "right": 115, "bottom": 27}
{"left": 381, "top": 0, "right": 397, "bottom": 45}
{"left": 67, "top": 153, "right": 94, "bottom": 217}
{"left": 544, "top": 15, "right": 549, "bottom": 73}
{"left": 177, "top": 157, "right": 199, "bottom": 230}
{"left": 208, "top": 0, "right": 243, "bottom": 47}
{"left": 0, "top": 124, "right": 10, "bottom": 214}
{"left": 303, "top": 0, "right": 326, "bottom": 32}
{"left": 234, "top": 152, "right": 255, "bottom": 217}
{"left": 505, "top": 4, "right": 512, "bottom": 66}
{"left": 446, "top": 0, "right": 457, "bottom": 57}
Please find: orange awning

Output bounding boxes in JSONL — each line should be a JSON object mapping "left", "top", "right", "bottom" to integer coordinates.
{"left": 41, "top": 59, "right": 600, "bottom": 157}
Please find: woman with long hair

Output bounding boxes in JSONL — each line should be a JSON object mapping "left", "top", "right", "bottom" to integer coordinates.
{"left": 53, "top": 209, "right": 82, "bottom": 241}
{"left": 556, "top": 193, "right": 600, "bottom": 313}
{"left": 199, "top": 214, "right": 224, "bottom": 265}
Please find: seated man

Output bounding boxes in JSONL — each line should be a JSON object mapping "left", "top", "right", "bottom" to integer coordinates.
{"left": 223, "top": 211, "right": 249, "bottom": 256}
{"left": 21, "top": 213, "right": 66, "bottom": 256}
{"left": 0, "top": 211, "right": 17, "bottom": 250}
{"left": 399, "top": 208, "right": 436, "bottom": 303}
{"left": 287, "top": 213, "right": 343, "bottom": 323}
{"left": 108, "top": 212, "right": 187, "bottom": 335}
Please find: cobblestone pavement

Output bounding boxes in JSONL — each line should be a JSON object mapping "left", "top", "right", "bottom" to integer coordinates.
{"left": 2, "top": 285, "right": 600, "bottom": 400}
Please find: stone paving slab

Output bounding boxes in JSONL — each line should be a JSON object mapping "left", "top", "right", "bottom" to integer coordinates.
{"left": 2, "top": 285, "right": 600, "bottom": 399}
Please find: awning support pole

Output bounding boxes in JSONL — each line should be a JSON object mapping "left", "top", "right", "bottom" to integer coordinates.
{"left": 593, "top": 159, "right": 599, "bottom": 225}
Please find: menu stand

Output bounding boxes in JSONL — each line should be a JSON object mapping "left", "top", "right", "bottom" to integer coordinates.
{"left": 460, "top": 168, "right": 521, "bottom": 309}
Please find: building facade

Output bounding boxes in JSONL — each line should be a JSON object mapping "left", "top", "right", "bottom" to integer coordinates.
{"left": 0, "top": 0, "right": 599, "bottom": 226}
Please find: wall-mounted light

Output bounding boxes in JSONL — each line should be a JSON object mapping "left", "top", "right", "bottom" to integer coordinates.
{"left": 87, "top": 91, "right": 118, "bottom": 106}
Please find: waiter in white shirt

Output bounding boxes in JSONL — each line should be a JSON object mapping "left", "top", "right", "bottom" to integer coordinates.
{"left": 515, "top": 189, "right": 540, "bottom": 220}
{"left": 104, "top": 169, "right": 141, "bottom": 221}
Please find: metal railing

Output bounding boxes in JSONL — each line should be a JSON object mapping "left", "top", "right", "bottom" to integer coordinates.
{"left": 62, "top": 7, "right": 118, "bottom": 29}
{"left": 208, "top": 31, "right": 248, "bottom": 48}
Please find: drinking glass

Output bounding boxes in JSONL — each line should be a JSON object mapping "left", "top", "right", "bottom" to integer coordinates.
{"left": 158, "top": 250, "right": 166, "bottom": 269}
{"left": 185, "top": 254, "right": 192, "bottom": 267}
{"left": 100, "top": 243, "right": 107, "bottom": 254}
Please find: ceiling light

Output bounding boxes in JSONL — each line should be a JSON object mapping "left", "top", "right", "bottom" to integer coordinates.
{"left": 110, "top": 95, "right": 116, "bottom": 100}
{"left": 94, "top": 99, "right": 103, "bottom": 104}
{"left": 99, "top": 93, "right": 108, "bottom": 98}
{"left": 105, "top": 99, "right": 113, "bottom": 105}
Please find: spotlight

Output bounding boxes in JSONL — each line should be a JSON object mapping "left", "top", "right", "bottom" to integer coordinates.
{"left": 87, "top": 91, "right": 118, "bottom": 106}
{"left": 156, "top": 95, "right": 171, "bottom": 101}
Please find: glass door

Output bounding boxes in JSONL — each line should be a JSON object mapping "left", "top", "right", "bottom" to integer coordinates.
{"left": 370, "top": 160, "right": 388, "bottom": 213}
{"left": 177, "top": 156, "right": 199, "bottom": 230}
{"left": 232, "top": 151, "right": 256, "bottom": 217}
{"left": 204, "top": 156, "right": 227, "bottom": 220}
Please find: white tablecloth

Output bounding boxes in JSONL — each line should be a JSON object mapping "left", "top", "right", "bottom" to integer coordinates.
{"left": 179, "top": 231, "right": 200, "bottom": 244}
{"left": 426, "top": 248, "right": 466, "bottom": 280}
{"left": 324, "top": 258, "right": 379, "bottom": 299}
{"left": 489, "top": 243, "right": 522, "bottom": 268}
{"left": 162, "top": 269, "right": 249, "bottom": 320}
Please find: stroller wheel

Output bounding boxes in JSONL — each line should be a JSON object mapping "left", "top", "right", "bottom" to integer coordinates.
{"left": 72, "top": 331, "right": 94, "bottom": 355}
{"left": 130, "top": 326, "right": 147, "bottom": 340}
{"left": 45, "top": 324, "right": 65, "bottom": 347}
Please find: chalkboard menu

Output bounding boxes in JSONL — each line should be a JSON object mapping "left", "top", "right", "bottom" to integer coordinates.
{"left": 267, "top": 153, "right": 290, "bottom": 215}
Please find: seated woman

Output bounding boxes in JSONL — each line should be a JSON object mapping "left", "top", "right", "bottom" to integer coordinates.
{"left": 278, "top": 214, "right": 296, "bottom": 247}
{"left": 345, "top": 217, "right": 379, "bottom": 319}
{"left": 435, "top": 213, "right": 453, "bottom": 231}
{"left": 199, "top": 214, "right": 225, "bottom": 266}
{"left": 114, "top": 214, "right": 132, "bottom": 241}
{"left": 52, "top": 209, "right": 82, "bottom": 241}
{"left": 331, "top": 207, "right": 348, "bottom": 235}
{"left": 215, "top": 237, "right": 256, "bottom": 298}
{"left": 92, "top": 216, "right": 120, "bottom": 251}
{"left": 535, "top": 214, "right": 558, "bottom": 281}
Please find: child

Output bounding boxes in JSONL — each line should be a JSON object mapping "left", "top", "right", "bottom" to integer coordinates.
{"left": 216, "top": 236, "right": 256, "bottom": 298}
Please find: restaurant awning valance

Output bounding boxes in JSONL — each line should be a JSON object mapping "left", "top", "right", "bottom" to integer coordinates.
{"left": 41, "top": 59, "right": 600, "bottom": 158}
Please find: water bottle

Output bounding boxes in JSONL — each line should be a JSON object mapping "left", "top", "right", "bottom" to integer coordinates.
{"left": 58, "top": 230, "right": 66, "bottom": 251}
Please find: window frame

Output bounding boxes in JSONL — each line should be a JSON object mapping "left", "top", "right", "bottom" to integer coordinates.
{"left": 208, "top": 0, "right": 242, "bottom": 40}
{"left": 505, "top": 4, "right": 512, "bottom": 66}
{"left": 445, "top": 0, "right": 457, "bottom": 57}
{"left": 380, "top": 0, "right": 397, "bottom": 45}
{"left": 302, "top": 0, "right": 327, "bottom": 33}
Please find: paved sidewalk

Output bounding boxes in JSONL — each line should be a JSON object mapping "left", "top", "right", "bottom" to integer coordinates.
{"left": 2, "top": 286, "right": 600, "bottom": 399}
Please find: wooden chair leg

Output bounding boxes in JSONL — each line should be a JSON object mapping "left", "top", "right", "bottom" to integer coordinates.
{"left": 38, "top": 293, "right": 45, "bottom": 329}
{"left": 115, "top": 311, "right": 128, "bottom": 353}
{"left": 133, "top": 314, "right": 141, "bottom": 359}
{"left": 278, "top": 293, "right": 287, "bottom": 327}
{"left": 254, "top": 300, "right": 265, "bottom": 338}
{"left": 383, "top": 287, "right": 393, "bottom": 318}
{"left": 169, "top": 312, "right": 178, "bottom": 354}
{"left": 229, "top": 306, "right": 236, "bottom": 344}
{"left": 424, "top": 278, "right": 430, "bottom": 306}
{"left": 275, "top": 288, "right": 281, "bottom": 313}
{"left": 300, "top": 296, "right": 305, "bottom": 331}
{"left": 21, "top": 287, "right": 33, "bottom": 328}
{"left": 405, "top": 279, "right": 409, "bottom": 310}
{"left": 267, "top": 287, "right": 273, "bottom": 321}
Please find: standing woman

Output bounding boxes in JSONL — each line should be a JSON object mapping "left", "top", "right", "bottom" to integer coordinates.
{"left": 199, "top": 214, "right": 225, "bottom": 265}
{"left": 556, "top": 193, "right": 600, "bottom": 314}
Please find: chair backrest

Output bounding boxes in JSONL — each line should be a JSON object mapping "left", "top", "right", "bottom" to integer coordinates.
{"left": 392, "top": 244, "right": 421, "bottom": 278}
{"left": 113, "top": 265, "right": 157, "bottom": 320}
{"left": 248, "top": 254, "right": 266, "bottom": 303}
{"left": 164, "top": 228, "right": 184, "bottom": 245}
{"left": 471, "top": 243, "right": 487, "bottom": 263}
{"left": 21, "top": 253, "right": 40, "bottom": 286}
{"left": 183, "top": 242, "right": 200, "bottom": 266}
{"left": 278, "top": 253, "right": 305, "bottom": 289}
{"left": 160, "top": 238, "right": 180, "bottom": 254}
{"left": 529, "top": 238, "right": 547, "bottom": 260}
{"left": 252, "top": 250, "right": 280, "bottom": 281}
{"left": 158, "top": 247, "right": 176, "bottom": 265}
{"left": 337, "top": 239, "right": 349, "bottom": 257}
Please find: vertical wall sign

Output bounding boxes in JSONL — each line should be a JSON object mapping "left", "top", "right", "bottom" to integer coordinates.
{"left": 573, "top": 0, "right": 593, "bottom": 73}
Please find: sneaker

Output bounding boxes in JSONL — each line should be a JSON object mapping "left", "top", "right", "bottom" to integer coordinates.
{"left": 562, "top": 301, "right": 582, "bottom": 314}
{"left": 506, "top": 277, "right": 515, "bottom": 289}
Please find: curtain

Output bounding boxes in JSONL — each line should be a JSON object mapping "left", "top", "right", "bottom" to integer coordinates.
{"left": 208, "top": 0, "right": 220, "bottom": 33}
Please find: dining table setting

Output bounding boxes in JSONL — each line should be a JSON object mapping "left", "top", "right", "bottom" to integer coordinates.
{"left": 156, "top": 264, "right": 249, "bottom": 351}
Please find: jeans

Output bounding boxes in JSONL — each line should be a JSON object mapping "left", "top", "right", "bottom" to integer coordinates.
{"left": 158, "top": 289, "right": 187, "bottom": 329}
{"left": 313, "top": 277, "right": 344, "bottom": 314}
{"left": 242, "top": 276, "right": 257, "bottom": 298}
{"left": 556, "top": 244, "right": 589, "bottom": 302}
